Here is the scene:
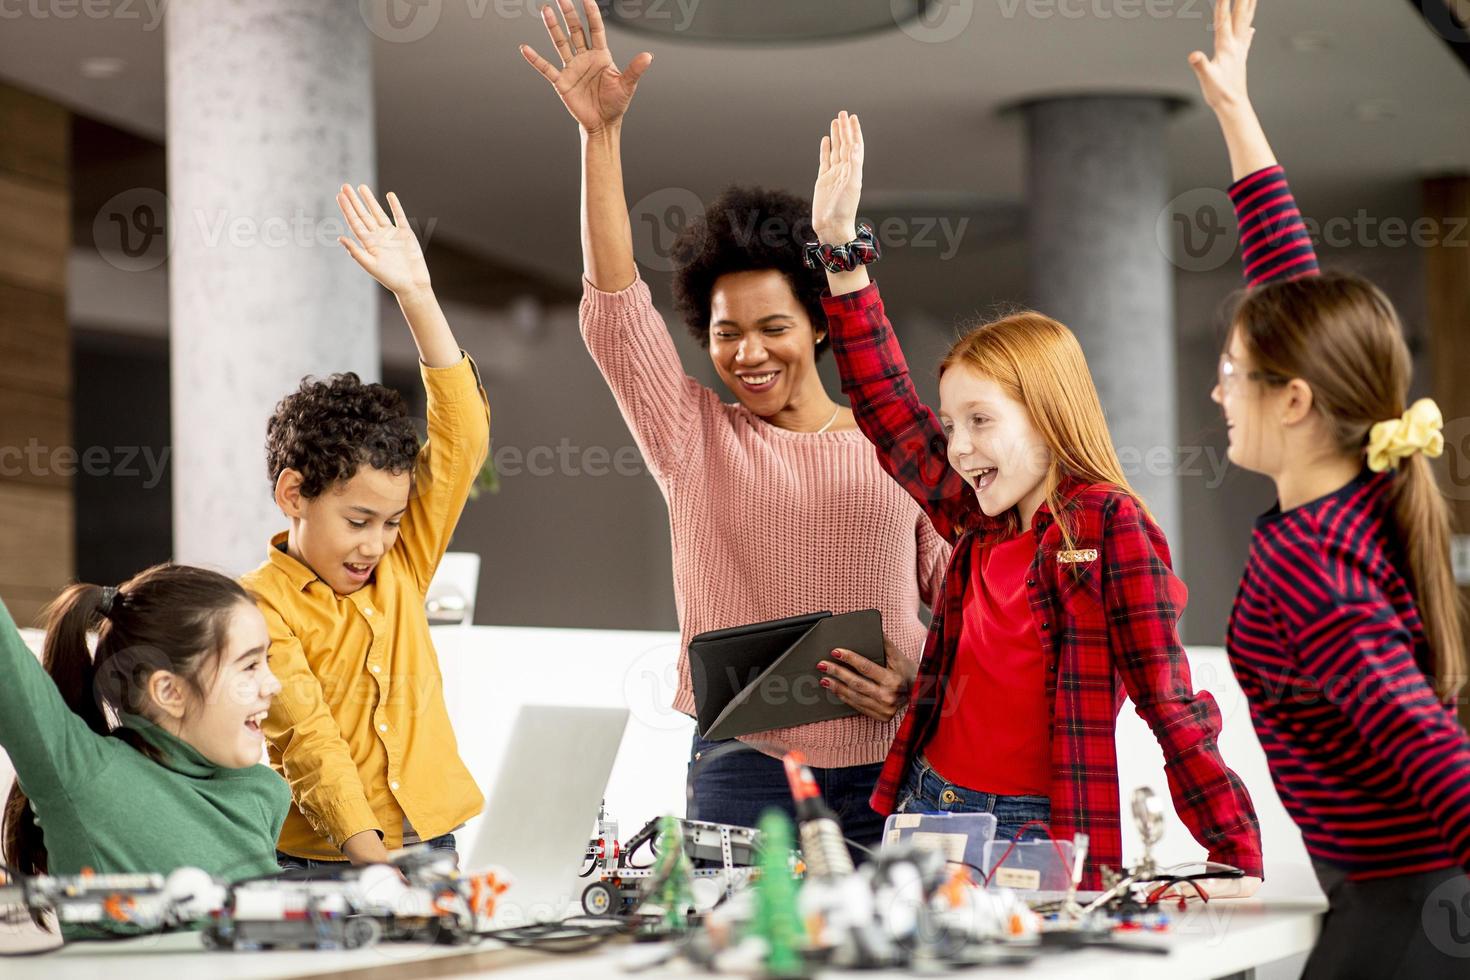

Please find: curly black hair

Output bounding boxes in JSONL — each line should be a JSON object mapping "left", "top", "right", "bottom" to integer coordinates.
{"left": 671, "top": 185, "right": 830, "bottom": 358}
{"left": 265, "top": 373, "right": 421, "bottom": 499}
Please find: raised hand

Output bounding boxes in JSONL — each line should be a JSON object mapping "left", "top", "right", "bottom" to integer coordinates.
{"left": 335, "top": 184, "right": 431, "bottom": 298}
{"left": 811, "top": 110, "right": 865, "bottom": 245}
{"left": 1188, "top": 0, "right": 1256, "bottom": 114}
{"left": 519, "top": 0, "right": 652, "bottom": 136}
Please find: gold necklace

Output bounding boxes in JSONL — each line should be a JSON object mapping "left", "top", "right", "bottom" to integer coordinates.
{"left": 815, "top": 405, "right": 841, "bottom": 434}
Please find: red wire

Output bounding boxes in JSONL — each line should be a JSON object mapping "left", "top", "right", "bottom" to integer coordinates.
{"left": 981, "top": 819, "right": 1073, "bottom": 887}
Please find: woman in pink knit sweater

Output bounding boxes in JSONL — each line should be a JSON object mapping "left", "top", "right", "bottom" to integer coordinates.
{"left": 520, "top": 0, "right": 948, "bottom": 846}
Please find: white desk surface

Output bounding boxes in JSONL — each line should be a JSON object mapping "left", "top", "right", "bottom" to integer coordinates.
{"left": 1, "top": 900, "right": 1322, "bottom": 979}
{"left": 2, "top": 625, "right": 1326, "bottom": 978}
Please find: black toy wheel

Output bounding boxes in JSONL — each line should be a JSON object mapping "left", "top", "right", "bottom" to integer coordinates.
{"left": 200, "top": 924, "right": 231, "bottom": 950}
{"left": 342, "top": 916, "right": 381, "bottom": 949}
{"left": 582, "top": 881, "right": 617, "bottom": 916}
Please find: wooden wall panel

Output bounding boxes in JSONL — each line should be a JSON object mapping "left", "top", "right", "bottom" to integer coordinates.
{"left": 0, "top": 81, "right": 71, "bottom": 622}
{"left": 0, "top": 174, "right": 67, "bottom": 293}
{"left": 0, "top": 483, "right": 73, "bottom": 627}
{"left": 0, "top": 281, "right": 67, "bottom": 397}
{"left": 0, "top": 85, "right": 67, "bottom": 187}
{"left": 1423, "top": 175, "right": 1470, "bottom": 720}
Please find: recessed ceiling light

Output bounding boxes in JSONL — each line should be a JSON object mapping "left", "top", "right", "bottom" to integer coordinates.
{"left": 598, "top": 0, "right": 940, "bottom": 44}
{"left": 1355, "top": 99, "right": 1400, "bottom": 123}
{"left": 80, "top": 57, "right": 126, "bottom": 79}
{"left": 1288, "top": 32, "right": 1331, "bottom": 53}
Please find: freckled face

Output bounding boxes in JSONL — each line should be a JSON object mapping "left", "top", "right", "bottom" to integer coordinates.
{"left": 938, "top": 364, "right": 1052, "bottom": 521}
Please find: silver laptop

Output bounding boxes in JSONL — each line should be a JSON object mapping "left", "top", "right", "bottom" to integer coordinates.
{"left": 464, "top": 704, "right": 629, "bottom": 925}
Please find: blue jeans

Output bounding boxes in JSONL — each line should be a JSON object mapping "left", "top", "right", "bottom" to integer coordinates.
{"left": 895, "top": 756, "right": 1051, "bottom": 842}
{"left": 276, "top": 832, "right": 457, "bottom": 872}
{"left": 687, "top": 734, "right": 885, "bottom": 856}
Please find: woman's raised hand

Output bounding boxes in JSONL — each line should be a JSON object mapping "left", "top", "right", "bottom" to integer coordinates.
{"left": 519, "top": 0, "right": 652, "bottom": 136}
{"left": 1188, "top": 0, "right": 1256, "bottom": 115}
{"left": 811, "top": 110, "right": 865, "bottom": 245}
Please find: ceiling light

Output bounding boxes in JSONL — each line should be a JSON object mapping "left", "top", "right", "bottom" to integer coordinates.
{"left": 1287, "top": 32, "right": 1331, "bottom": 53}
{"left": 79, "top": 57, "right": 126, "bottom": 79}
{"left": 1354, "top": 99, "right": 1400, "bottom": 123}
{"left": 599, "top": 0, "right": 941, "bottom": 45}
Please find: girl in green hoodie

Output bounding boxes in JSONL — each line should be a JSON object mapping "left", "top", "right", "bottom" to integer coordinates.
{"left": 2, "top": 564, "right": 289, "bottom": 884}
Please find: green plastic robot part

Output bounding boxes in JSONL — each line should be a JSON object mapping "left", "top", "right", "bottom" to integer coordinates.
{"left": 751, "top": 809, "right": 808, "bottom": 978}
{"left": 641, "top": 814, "right": 695, "bottom": 934}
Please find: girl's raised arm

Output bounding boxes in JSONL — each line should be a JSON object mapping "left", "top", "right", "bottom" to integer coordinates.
{"left": 1189, "top": 0, "right": 1274, "bottom": 181}
{"left": 1191, "top": 0, "right": 1319, "bottom": 286}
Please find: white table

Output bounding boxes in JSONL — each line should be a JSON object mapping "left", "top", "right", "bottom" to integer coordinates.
{"left": 0, "top": 900, "right": 1322, "bottom": 979}
{"left": 2, "top": 626, "right": 1325, "bottom": 978}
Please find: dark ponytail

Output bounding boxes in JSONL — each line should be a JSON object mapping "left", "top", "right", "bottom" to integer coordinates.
{"left": 3, "top": 564, "right": 251, "bottom": 875}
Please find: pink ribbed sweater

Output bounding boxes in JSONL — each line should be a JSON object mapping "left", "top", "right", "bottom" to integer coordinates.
{"left": 581, "top": 274, "right": 951, "bottom": 768}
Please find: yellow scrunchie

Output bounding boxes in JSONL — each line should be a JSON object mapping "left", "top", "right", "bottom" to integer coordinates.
{"left": 1366, "top": 398, "right": 1444, "bottom": 473}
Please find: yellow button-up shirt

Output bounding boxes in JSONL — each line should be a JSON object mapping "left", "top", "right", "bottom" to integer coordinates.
{"left": 242, "top": 354, "right": 489, "bottom": 860}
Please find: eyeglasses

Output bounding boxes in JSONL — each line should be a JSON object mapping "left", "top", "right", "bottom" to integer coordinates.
{"left": 1218, "top": 355, "right": 1289, "bottom": 391}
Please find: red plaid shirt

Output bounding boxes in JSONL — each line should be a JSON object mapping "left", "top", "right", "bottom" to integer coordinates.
{"left": 822, "top": 286, "right": 1264, "bottom": 887}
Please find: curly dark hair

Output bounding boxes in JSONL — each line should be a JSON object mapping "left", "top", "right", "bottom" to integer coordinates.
{"left": 265, "top": 373, "right": 421, "bottom": 499}
{"left": 671, "top": 185, "right": 830, "bottom": 358}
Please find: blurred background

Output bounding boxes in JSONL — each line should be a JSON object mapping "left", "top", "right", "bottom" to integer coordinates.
{"left": 0, "top": 0, "right": 1467, "bottom": 646}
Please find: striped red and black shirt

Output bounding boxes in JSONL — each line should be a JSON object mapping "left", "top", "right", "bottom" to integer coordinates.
{"left": 1226, "top": 169, "right": 1470, "bottom": 880}
{"left": 1229, "top": 472, "right": 1470, "bottom": 879}
{"left": 1233, "top": 164, "right": 1320, "bottom": 286}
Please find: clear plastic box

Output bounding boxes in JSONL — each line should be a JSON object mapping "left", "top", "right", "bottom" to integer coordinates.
{"left": 981, "top": 838, "right": 1077, "bottom": 898}
{"left": 880, "top": 811, "right": 997, "bottom": 872}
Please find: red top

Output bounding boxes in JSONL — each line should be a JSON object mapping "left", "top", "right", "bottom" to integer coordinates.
{"left": 925, "top": 530, "right": 1052, "bottom": 796}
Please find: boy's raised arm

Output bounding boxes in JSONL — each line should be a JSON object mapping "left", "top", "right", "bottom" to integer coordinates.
{"left": 336, "top": 184, "right": 462, "bottom": 368}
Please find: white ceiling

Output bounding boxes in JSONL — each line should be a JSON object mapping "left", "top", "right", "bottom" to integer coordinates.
{"left": 2, "top": 1, "right": 1468, "bottom": 296}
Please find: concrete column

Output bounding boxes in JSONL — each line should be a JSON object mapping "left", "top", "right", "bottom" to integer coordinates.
{"left": 1024, "top": 95, "right": 1182, "bottom": 553}
{"left": 166, "top": 0, "right": 378, "bottom": 574}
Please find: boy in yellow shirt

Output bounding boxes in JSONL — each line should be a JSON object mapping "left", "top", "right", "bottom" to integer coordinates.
{"left": 242, "top": 185, "right": 489, "bottom": 867}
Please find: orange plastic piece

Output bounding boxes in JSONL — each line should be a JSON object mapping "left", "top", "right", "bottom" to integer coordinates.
{"left": 468, "top": 872, "right": 511, "bottom": 918}
{"left": 103, "top": 893, "right": 137, "bottom": 923}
